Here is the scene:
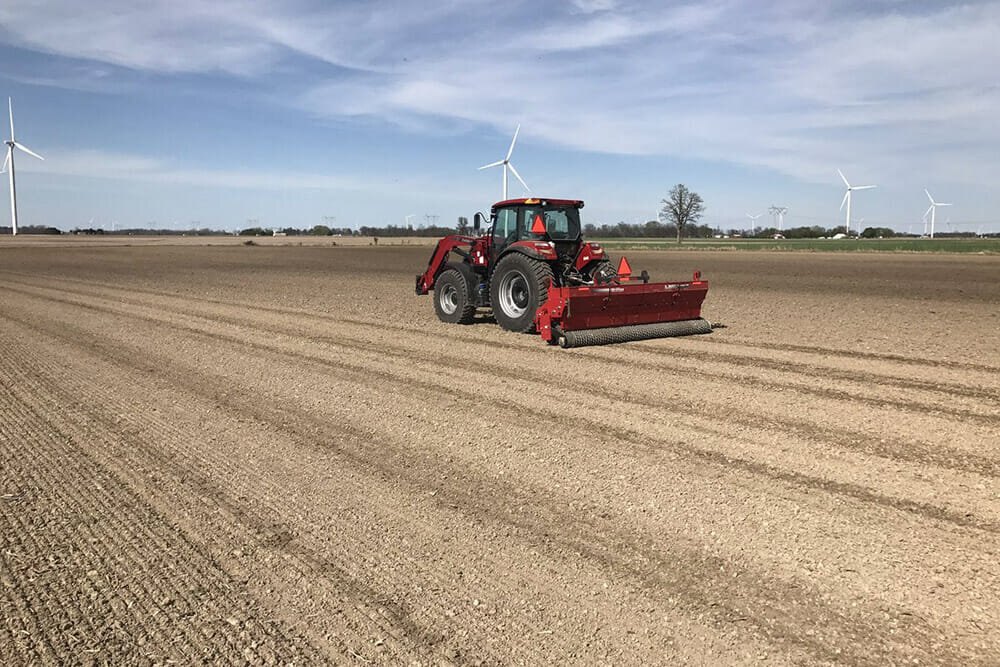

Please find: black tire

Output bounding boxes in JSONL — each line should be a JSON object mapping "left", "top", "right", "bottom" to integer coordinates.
{"left": 489, "top": 253, "right": 554, "bottom": 333}
{"left": 588, "top": 259, "right": 617, "bottom": 284}
{"left": 433, "top": 268, "right": 476, "bottom": 324}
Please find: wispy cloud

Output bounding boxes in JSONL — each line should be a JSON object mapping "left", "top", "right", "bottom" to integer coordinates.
{"left": 17, "top": 148, "right": 427, "bottom": 195}
{"left": 2, "top": 0, "right": 999, "bottom": 193}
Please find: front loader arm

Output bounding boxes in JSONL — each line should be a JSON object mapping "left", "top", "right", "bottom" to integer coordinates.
{"left": 415, "top": 234, "right": 477, "bottom": 295}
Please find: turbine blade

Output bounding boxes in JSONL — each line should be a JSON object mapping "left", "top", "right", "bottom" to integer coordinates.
{"left": 1, "top": 149, "right": 8, "bottom": 173}
{"left": 840, "top": 190, "right": 849, "bottom": 211}
{"left": 938, "top": 202, "right": 953, "bottom": 206}
{"left": 8, "top": 97, "right": 13, "bottom": 141}
{"left": 853, "top": 184, "right": 876, "bottom": 190}
{"left": 478, "top": 160, "right": 504, "bottom": 170}
{"left": 838, "top": 168, "right": 849, "bottom": 187}
{"left": 13, "top": 141, "right": 44, "bottom": 161}
{"left": 924, "top": 205, "right": 933, "bottom": 219}
{"left": 507, "top": 162, "right": 530, "bottom": 191}
{"left": 925, "top": 188, "right": 934, "bottom": 204}
{"left": 506, "top": 124, "right": 521, "bottom": 161}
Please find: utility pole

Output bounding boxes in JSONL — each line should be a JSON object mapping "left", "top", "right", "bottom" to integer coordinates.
{"left": 768, "top": 206, "right": 787, "bottom": 232}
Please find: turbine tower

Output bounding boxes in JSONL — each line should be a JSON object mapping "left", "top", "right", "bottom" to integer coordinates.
{"left": 838, "top": 169, "right": 876, "bottom": 236}
{"left": 3, "top": 98, "right": 45, "bottom": 236}
{"left": 923, "top": 189, "right": 952, "bottom": 239}
{"left": 746, "top": 213, "right": 761, "bottom": 236}
{"left": 479, "top": 124, "right": 530, "bottom": 200}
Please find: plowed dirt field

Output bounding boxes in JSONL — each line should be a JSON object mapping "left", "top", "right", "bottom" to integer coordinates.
{"left": 1, "top": 244, "right": 998, "bottom": 665}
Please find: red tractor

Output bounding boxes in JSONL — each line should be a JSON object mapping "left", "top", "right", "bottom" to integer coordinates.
{"left": 415, "top": 197, "right": 710, "bottom": 347}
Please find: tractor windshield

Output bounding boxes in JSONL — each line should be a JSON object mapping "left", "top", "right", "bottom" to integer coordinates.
{"left": 524, "top": 206, "right": 581, "bottom": 241}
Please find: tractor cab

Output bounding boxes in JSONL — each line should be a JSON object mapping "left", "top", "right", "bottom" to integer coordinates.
{"left": 487, "top": 198, "right": 583, "bottom": 262}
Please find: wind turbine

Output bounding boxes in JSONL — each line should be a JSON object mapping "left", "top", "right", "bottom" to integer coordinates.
{"left": 838, "top": 169, "right": 876, "bottom": 236}
{"left": 746, "top": 213, "right": 761, "bottom": 236}
{"left": 923, "top": 189, "right": 952, "bottom": 239}
{"left": 478, "top": 124, "right": 530, "bottom": 200}
{"left": 4, "top": 98, "right": 45, "bottom": 236}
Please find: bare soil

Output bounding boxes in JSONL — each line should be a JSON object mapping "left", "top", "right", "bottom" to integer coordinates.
{"left": 1, "top": 243, "right": 998, "bottom": 665}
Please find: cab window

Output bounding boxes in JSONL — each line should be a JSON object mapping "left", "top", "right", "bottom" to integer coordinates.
{"left": 544, "top": 209, "right": 571, "bottom": 238}
{"left": 523, "top": 208, "right": 543, "bottom": 239}
{"left": 522, "top": 206, "right": 579, "bottom": 241}
{"left": 492, "top": 208, "right": 517, "bottom": 245}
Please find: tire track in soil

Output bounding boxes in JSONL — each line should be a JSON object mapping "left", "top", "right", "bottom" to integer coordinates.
{"left": 698, "top": 336, "right": 1000, "bottom": 374}
{"left": 7, "top": 282, "right": 999, "bottom": 534}
{"left": 0, "top": 323, "right": 463, "bottom": 664}
{"left": 342, "top": 319, "right": 999, "bottom": 427}
{"left": 0, "top": 379, "right": 231, "bottom": 661}
{"left": 224, "top": 312, "right": 1000, "bottom": 481}
{"left": 0, "top": 310, "right": 586, "bottom": 665}
{"left": 6, "top": 268, "right": 995, "bottom": 382}
{"left": 1, "top": 294, "right": 989, "bottom": 666}
{"left": 632, "top": 345, "right": 1000, "bottom": 403}
{"left": 6, "top": 275, "right": 998, "bottom": 480}
{"left": 0, "top": 350, "right": 324, "bottom": 665}
{"left": 1, "top": 305, "right": 705, "bottom": 664}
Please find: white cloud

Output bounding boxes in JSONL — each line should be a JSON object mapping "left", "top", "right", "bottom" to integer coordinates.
{"left": 3, "top": 0, "right": 999, "bottom": 192}
{"left": 17, "top": 148, "right": 427, "bottom": 195}
{"left": 569, "top": 0, "right": 618, "bottom": 13}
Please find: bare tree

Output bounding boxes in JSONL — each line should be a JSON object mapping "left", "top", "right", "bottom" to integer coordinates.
{"left": 659, "top": 183, "right": 705, "bottom": 244}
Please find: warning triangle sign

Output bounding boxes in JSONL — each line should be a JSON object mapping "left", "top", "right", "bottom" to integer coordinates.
{"left": 617, "top": 256, "right": 632, "bottom": 276}
{"left": 530, "top": 214, "right": 546, "bottom": 234}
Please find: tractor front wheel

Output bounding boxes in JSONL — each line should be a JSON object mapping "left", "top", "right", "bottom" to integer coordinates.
{"left": 434, "top": 268, "right": 476, "bottom": 324}
{"left": 490, "top": 253, "right": 553, "bottom": 333}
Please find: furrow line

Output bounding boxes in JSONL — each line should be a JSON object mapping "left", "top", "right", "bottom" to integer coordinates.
{"left": 0, "top": 297, "right": 986, "bottom": 664}
{"left": 699, "top": 335, "right": 1000, "bottom": 374}
{"left": 12, "top": 270, "right": 994, "bottom": 391}
{"left": 7, "top": 283, "right": 998, "bottom": 532}
{"left": 0, "top": 357, "right": 321, "bottom": 663}
{"left": 0, "top": 315, "right": 533, "bottom": 664}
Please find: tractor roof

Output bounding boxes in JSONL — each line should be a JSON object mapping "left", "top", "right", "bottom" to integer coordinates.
{"left": 492, "top": 197, "right": 584, "bottom": 209}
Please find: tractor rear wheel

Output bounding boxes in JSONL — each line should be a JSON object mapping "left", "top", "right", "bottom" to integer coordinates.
{"left": 434, "top": 268, "right": 476, "bottom": 324}
{"left": 490, "top": 253, "right": 553, "bottom": 333}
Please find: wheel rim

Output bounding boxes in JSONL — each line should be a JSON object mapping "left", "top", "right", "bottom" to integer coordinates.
{"left": 438, "top": 283, "right": 459, "bottom": 315}
{"left": 498, "top": 269, "right": 530, "bottom": 318}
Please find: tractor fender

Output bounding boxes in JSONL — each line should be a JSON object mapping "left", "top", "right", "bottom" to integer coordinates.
{"left": 573, "top": 242, "right": 607, "bottom": 271}
{"left": 502, "top": 241, "right": 559, "bottom": 262}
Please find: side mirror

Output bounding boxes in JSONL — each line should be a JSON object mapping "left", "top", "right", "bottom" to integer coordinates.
{"left": 474, "top": 212, "right": 483, "bottom": 232}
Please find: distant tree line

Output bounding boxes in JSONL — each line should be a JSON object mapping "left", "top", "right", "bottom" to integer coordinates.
{"left": 0, "top": 225, "right": 62, "bottom": 234}
{"left": 356, "top": 225, "right": 459, "bottom": 237}
{"left": 3, "top": 222, "right": 995, "bottom": 239}
{"left": 583, "top": 221, "right": 718, "bottom": 238}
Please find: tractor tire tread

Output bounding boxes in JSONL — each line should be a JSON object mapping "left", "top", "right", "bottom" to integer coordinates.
{"left": 490, "top": 253, "right": 554, "bottom": 333}
{"left": 434, "top": 268, "right": 477, "bottom": 325}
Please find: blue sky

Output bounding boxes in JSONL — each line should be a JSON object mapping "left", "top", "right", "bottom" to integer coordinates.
{"left": 1, "top": 0, "right": 998, "bottom": 233}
